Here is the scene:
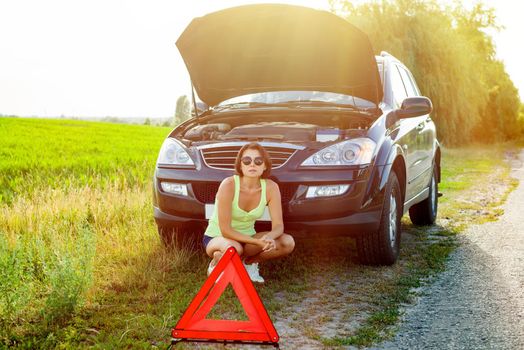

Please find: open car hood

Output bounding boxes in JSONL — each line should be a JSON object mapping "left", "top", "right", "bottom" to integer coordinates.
{"left": 176, "top": 4, "right": 383, "bottom": 106}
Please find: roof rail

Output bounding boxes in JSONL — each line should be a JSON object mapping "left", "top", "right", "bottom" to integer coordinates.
{"left": 380, "top": 51, "right": 402, "bottom": 63}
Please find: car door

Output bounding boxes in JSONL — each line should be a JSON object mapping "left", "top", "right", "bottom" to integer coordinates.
{"left": 389, "top": 64, "right": 421, "bottom": 201}
{"left": 398, "top": 66, "right": 434, "bottom": 194}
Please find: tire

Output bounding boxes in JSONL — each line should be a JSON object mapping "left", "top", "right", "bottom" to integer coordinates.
{"left": 157, "top": 225, "right": 202, "bottom": 251}
{"left": 409, "top": 164, "right": 438, "bottom": 226}
{"left": 357, "top": 171, "right": 402, "bottom": 265}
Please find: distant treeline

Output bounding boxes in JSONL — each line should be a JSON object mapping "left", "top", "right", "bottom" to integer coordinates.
{"left": 331, "top": 0, "right": 524, "bottom": 145}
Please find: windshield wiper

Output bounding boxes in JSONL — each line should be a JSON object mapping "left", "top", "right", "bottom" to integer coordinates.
{"left": 213, "top": 100, "right": 378, "bottom": 117}
{"left": 281, "top": 100, "right": 372, "bottom": 110}
{"left": 218, "top": 100, "right": 360, "bottom": 109}
{"left": 291, "top": 101, "right": 382, "bottom": 116}
{"left": 218, "top": 134, "right": 284, "bottom": 141}
{"left": 212, "top": 102, "right": 286, "bottom": 111}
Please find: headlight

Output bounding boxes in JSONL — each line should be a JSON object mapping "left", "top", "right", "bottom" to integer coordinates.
{"left": 156, "top": 138, "right": 195, "bottom": 167}
{"left": 301, "top": 138, "right": 376, "bottom": 166}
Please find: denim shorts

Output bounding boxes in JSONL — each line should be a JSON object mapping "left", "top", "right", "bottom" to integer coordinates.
{"left": 202, "top": 235, "right": 214, "bottom": 249}
{"left": 202, "top": 235, "right": 248, "bottom": 250}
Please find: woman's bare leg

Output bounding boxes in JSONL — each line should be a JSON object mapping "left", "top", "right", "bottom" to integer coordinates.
{"left": 243, "top": 232, "right": 295, "bottom": 264}
{"left": 205, "top": 236, "right": 244, "bottom": 260}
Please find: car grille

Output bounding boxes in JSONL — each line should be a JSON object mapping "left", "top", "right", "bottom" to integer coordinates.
{"left": 200, "top": 145, "right": 296, "bottom": 170}
{"left": 192, "top": 182, "right": 298, "bottom": 204}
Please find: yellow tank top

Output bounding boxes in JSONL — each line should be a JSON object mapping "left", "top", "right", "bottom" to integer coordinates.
{"left": 204, "top": 175, "right": 267, "bottom": 238}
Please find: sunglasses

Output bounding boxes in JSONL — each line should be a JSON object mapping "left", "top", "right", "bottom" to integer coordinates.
{"left": 241, "top": 156, "right": 264, "bottom": 166}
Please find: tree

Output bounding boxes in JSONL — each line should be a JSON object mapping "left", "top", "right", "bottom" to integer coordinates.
{"left": 518, "top": 103, "right": 524, "bottom": 137}
{"left": 174, "top": 95, "right": 191, "bottom": 126}
{"left": 330, "top": 0, "right": 522, "bottom": 145}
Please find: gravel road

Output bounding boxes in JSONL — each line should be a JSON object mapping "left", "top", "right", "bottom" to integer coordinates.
{"left": 376, "top": 150, "right": 524, "bottom": 350}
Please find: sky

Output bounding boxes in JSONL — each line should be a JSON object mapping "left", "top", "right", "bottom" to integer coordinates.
{"left": 0, "top": 0, "right": 522, "bottom": 118}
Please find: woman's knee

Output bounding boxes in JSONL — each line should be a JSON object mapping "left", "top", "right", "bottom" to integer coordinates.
{"left": 279, "top": 234, "right": 295, "bottom": 254}
{"left": 222, "top": 239, "right": 243, "bottom": 256}
{"left": 206, "top": 237, "right": 243, "bottom": 256}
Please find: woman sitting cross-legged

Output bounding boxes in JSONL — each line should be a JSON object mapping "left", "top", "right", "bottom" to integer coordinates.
{"left": 202, "top": 142, "right": 295, "bottom": 283}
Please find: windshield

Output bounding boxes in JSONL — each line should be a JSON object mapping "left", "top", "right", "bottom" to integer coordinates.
{"left": 218, "top": 91, "right": 376, "bottom": 108}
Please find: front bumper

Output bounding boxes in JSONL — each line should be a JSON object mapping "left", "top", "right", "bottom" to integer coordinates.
{"left": 153, "top": 165, "right": 385, "bottom": 236}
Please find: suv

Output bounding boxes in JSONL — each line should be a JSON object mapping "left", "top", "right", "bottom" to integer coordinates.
{"left": 153, "top": 4, "right": 440, "bottom": 265}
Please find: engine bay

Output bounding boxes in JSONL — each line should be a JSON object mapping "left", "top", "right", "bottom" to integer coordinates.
{"left": 179, "top": 112, "right": 372, "bottom": 145}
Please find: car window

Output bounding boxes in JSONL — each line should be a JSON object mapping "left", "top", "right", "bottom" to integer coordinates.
{"left": 406, "top": 69, "right": 421, "bottom": 95}
{"left": 377, "top": 61, "right": 384, "bottom": 86}
{"left": 398, "top": 66, "right": 418, "bottom": 97}
{"left": 390, "top": 65, "right": 408, "bottom": 108}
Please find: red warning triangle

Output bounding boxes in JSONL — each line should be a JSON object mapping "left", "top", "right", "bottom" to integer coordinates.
{"left": 172, "top": 246, "right": 279, "bottom": 344}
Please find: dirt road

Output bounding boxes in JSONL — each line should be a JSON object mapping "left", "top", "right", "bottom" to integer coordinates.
{"left": 376, "top": 150, "right": 524, "bottom": 349}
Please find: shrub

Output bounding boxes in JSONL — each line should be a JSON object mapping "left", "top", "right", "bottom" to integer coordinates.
{"left": 41, "top": 223, "right": 96, "bottom": 325}
{"left": 331, "top": 0, "right": 522, "bottom": 144}
{"left": 0, "top": 235, "right": 34, "bottom": 338}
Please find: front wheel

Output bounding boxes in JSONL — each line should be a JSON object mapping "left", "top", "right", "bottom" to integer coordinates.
{"left": 409, "top": 164, "right": 438, "bottom": 226}
{"left": 357, "top": 171, "right": 402, "bottom": 266}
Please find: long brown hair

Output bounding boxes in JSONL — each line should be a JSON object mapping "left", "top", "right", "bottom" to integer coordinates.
{"left": 234, "top": 142, "right": 272, "bottom": 178}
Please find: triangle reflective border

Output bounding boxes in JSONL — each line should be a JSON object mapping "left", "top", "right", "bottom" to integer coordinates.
{"left": 172, "top": 246, "right": 279, "bottom": 345}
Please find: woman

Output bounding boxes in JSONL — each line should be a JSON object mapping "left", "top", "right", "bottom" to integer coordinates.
{"left": 202, "top": 142, "right": 295, "bottom": 283}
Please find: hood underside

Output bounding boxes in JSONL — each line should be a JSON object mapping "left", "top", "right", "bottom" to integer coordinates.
{"left": 176, "top": 4, "right": 383, "bottom": 106}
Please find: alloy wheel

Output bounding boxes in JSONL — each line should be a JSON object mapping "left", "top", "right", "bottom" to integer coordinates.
{"left": 389, "top": 191, "right": 397, "bottom": 248}
{"left": 430, "top": 174, "right": 437, "bottom": 215}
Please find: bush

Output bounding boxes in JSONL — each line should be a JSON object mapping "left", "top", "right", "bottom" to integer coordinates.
{"left": 0, "top": 235, "right": 34, "bottom": 337}
{"left": 0, "top": 221, "right": 96, "bottom": 344}
{"left": 42, "top": 223, "right": 96, "bottom": 325}
{"left": 331, "top": 0, "right": 522, "bottom": 145}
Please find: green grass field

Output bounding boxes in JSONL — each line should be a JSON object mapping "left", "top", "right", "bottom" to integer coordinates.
{"left": 0, "top": 117, "right": 518, "bottom": 348}
{"left": 0, "top": 117, "right": 170, "bottom": 204}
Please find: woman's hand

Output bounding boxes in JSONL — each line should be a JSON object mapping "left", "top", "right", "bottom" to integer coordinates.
{"left": 255, "top": 238, "right": 271, "bottom": 251}
{"left": 254, "top": 237, "right": 275, "bottom": 252}
{"left": 260, "top": 234, "right": 276, "bottom": 252}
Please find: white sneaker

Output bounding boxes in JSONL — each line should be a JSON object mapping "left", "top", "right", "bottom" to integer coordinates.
{"left": 243, "top": 262, "right": 264, "bottom": 283}
{"left": 207, "top": 260, "right": 225, "bottom": 283}
{"left": 207, "top": 259, "right": 217, "bottom": 276}
{"left": 207, "top": 251, "right": 223, "bottom": 279}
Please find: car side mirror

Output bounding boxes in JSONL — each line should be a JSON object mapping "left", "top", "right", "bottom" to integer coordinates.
{"left": 397, "top": 96, "right": 433, "bottom": 119}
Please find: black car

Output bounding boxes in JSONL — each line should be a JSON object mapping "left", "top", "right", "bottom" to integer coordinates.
{"left": 153, "top": 4, "right": 440, "bottom": 265}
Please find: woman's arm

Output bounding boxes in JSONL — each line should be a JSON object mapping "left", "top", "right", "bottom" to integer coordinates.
{"left": 217, "top": 177, "right": 270, "bottom": 249}
{"left": 265, "top": 180, "right": 284, "bottom": 240}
